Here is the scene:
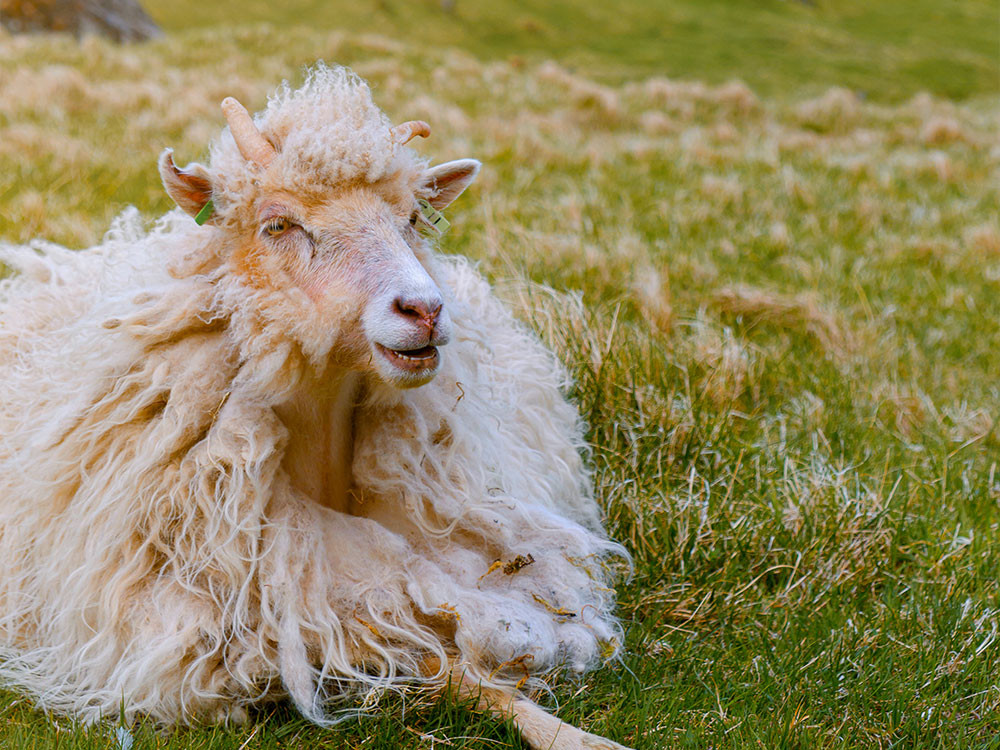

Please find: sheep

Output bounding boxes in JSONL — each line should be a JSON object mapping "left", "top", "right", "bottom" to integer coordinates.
{"left": 0, "top": 63, "right": 631, "bottom": 750}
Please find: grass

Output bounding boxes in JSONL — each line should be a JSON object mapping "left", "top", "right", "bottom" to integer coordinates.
{"left": 1, "top": 1, "right": 999, "bottom": 747}
{"left": 142, "top": 0, "right": 1000, "bottom": 102}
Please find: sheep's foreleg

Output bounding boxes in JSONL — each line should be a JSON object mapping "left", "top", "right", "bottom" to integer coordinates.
{"left": 423, "top": 657, "right": 634, "bottom": 750}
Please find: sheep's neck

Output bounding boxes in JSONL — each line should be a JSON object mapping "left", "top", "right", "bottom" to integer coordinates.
{"left": 274, "top": 368, "right": 362, "bottom": 514}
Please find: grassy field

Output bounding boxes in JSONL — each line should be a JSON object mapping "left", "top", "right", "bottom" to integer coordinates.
{"left": 1, "top": 0, "right": 999, "bottom": 747}
{"left": 143, "top": 0, "right": 999, "bottom": 102}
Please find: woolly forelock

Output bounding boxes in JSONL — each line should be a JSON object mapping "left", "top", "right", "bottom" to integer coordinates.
{"left": 0, "top": 203, "right": 625, "bottom": 726}
{"left": 208, "top": 64, "right": 421, "bottom": 227}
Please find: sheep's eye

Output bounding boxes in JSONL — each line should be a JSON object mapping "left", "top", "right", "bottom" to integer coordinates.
{"left": 408, "top": 211, "right": 418, "bottom": 226}
{"left": 264, "top": 218, "right": 292, "bottom": 236}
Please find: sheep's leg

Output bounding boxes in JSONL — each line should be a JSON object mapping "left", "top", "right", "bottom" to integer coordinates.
{"left": 265, "top": 494, "right": 626, "bottom": 738}
{"left": 423, "top": 657, "right": 634, "bottom": 750}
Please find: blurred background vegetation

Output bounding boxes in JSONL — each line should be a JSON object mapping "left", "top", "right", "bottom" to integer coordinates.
{"left": 144, "top": 0, "right": 998, "bottom": 101}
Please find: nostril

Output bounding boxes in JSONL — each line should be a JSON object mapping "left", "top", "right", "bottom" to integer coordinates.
{"left": 393, "top": 298, "right": 414, "bottom": 319}
{"left": 427, "top": 301, "right": 442, "bottom": 325}
{"left": 393, "top": 296, "right": 442, "bottom": 330}
{"left": 393, "top": 297, "right": 428, "bottom": 320}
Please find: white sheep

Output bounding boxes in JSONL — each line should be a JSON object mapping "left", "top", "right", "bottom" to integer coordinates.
{"left": 0, "top": 63, "right": 631, "bottom": 750}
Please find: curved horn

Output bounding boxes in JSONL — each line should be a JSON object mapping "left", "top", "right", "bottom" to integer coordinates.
{"left": 221, "top": 97, "right": 276, "bottom": 167}
{"left": 392, "top": 120, "right": 431, "bottom": 146}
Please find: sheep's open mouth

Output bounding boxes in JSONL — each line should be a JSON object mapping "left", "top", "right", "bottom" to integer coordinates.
{"left": 376, "top": 343, "right": 439, "bottom": 372}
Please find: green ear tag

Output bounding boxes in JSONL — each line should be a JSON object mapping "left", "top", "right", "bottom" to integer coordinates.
{"left": 193, "top": 199, "right": 214, "bottom": 226}
{"left": 417, "top": 199, "right": 450, "bottom": 235}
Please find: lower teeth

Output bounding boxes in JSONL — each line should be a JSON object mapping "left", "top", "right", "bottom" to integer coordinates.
{"left": 394, "top": 350, "right": 432, "bottom": 361}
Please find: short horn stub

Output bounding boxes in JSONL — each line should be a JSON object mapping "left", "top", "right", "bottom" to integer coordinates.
{"left": 221, "top": 97, "right": 276, "bottom": 167}
{"left": 392, "top": 120, "right": 431, "bottom": 146}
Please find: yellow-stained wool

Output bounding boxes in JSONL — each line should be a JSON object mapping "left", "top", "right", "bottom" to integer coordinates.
{"left": 0, "top": 64, "right": 626, "bottom": 746}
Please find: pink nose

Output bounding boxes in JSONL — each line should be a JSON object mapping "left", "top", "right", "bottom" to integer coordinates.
{"left": 393, "top": 296, "right": 442, "bottom": 333}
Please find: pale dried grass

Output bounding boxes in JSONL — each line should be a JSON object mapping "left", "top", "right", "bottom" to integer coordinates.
{"left": 794, "top": 87, "right": 862, "bottom": 134}
{"left": 711, "top": 285, "right": 853, "bottom": 357}
{"left": 632, "top": 264, "right": 673, "bottom": 334}
{"left": 964, "top": 224, "right": 1000, "bottom": 257}
{"left": 683, "top": 315, "right": 758, "bottom": 408}
{"left": 920, "top": 115, "right": 968, "bottom": 145}
{"left": 536, "top": 61, "right": 621, "bottom": 118}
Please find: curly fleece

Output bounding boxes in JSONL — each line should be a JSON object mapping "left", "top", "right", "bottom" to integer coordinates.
{"left": 0, "top": 63, "right": 624, "bottom": 725}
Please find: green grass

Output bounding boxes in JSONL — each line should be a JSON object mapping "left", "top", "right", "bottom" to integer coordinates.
{"left": 144, "top": 0, "right": 1000, "bottom": 101}
{"left": 1, "top": 1, "right": 999, "bottom": 748}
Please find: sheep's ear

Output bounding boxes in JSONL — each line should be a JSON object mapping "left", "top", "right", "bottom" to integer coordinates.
{"left": 158, "top": 149, "right": 216, "bottom": 222}
{"left": 419, "top": 159, "right": 481, "bottom": 210}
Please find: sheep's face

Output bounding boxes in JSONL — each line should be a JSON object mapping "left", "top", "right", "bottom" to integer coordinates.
{"left": 161, "top": 146, "right": 480, "bottom": 390}
{"left": 243, "top": 165, "right": 478, "bottom": 389}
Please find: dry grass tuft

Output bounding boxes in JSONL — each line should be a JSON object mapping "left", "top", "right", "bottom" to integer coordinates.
{"left": 711, "top": 285, "right": 852, "bottom": 357}
{"left": 536, "top": 60, "right": 621, "bottom": 118}
{"left": 699, "top": 174, "right": 743, "bottom": 205}
{"left": 684, "top": 315, "right": 758, "bottom": 408}
{"left": 920, "top": 115, "right": 967, "bottom": 145}
{"left": 632, "top": 263, "right": 673, "bottom": 334}
{"left": 767, "top": 221, "right": 792, "bottom": 251}
{"left": 795, "top": 87, "right": 861, "bottom": 133}
{"left": 872, "top": 383, "right": 933, "bottom": 439}
{"left": 638, "top": 110, "right": 675, "bottom": 135}
{"left": 710, "top": 80, "right": 759, "bottom": 116}
{"left": 943, "top": 403, "right": 995, "bottom": 443}
{"left": 964, "top": 223, "right": 1000, "bottom": 257}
